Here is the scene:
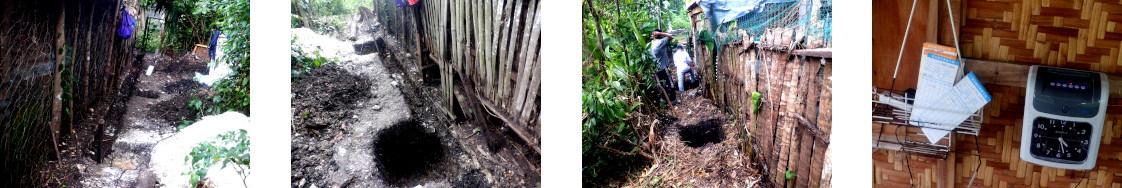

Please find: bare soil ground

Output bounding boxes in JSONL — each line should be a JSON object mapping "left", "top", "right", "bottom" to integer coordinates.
{"left": 40, "top": 52, "right": 214, "bottom": 187}
{"left": 625, "top": 74, "right": 763, "bottom": 187}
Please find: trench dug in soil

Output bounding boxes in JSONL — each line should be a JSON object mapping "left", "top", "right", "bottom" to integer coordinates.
{"left": 290, "top": 17, "right": 538, "bottom": 187}
{"left": 40, "top": 52, "right": 220, "bottom": 187}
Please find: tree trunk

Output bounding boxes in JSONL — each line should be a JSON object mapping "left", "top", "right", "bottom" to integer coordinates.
{"left": 50, "top": 0, "right": 66, "bottom": 161}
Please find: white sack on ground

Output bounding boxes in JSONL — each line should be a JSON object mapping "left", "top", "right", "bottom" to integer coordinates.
{"left": 149, "top": 111, "right": 251, "bottom": 188}
{"left": 195, "top": 35, "right": 231, "bottom": 86}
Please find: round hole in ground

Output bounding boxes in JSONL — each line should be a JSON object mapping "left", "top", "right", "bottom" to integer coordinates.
{"left": 679, "top": 119, "right": 724, "bottom": 148}
{"left": 374, "top": 120, "right": 447, "bottom": 185}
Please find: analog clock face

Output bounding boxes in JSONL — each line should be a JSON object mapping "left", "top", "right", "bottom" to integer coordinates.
{"left": 1029, "top": 117, "right": 1093, "bottom": 163}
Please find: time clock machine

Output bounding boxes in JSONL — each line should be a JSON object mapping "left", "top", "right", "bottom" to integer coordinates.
{"left": 1020, "top": 66, "right": 1109, "bottom": 170}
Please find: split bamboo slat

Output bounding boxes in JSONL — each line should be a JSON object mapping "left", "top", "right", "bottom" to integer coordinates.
{"left": 408, "top": 0, "right": 541, "bottom": 150}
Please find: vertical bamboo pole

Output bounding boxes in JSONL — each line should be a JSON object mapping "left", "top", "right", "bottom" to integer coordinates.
{"left": 105, "top": 0, "right": 121, "bottom": 98}
{"left": 83, "top": 1, "right": 95, "bottom": 104}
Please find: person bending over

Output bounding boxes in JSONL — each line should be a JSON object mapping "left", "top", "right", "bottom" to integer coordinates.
{"left": 673, "top": 45, "right": 695, "bottom": 91}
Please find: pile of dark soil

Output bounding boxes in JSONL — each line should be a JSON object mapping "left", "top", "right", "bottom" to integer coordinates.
{"left": 157, "top": 54, "right": 208, "bottom": 74}
{"left": 291, "top": 65, "right": 373, "bottom": 129}
{"left": 290, "top": 64, "right": 377, "bottom": 187}
{"left": 135, "top": 90, "right": 160, "bottom": 99}
{"left": 162, "top": 80, "right": 202, "bottom": 94}
{"left": 150, "top": 93, "right": 208, "bottom": 124}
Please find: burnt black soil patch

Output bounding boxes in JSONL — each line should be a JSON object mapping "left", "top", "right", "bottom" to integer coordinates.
{"left": 679, "top": 119, "right": 724, "bottom": 147}
{"left": 135, "top": 90, "right": 160, "bottom": 99}
{"left": 157, "top": 58, "right": 208, "bottom": 74}
{"left": 163, "top": 80, "right": 202, "bottom": 94}
{"left": 291, "top": 65, "right": 373, "bottom": 129}
{"left": 374, "top": 120, "right": 447, "bottom": 186}
{"left": 150, "top": 94, "right": 209, "bottom": 124}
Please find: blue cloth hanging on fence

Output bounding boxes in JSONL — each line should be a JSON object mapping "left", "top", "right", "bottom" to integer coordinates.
{"left": 210, "top": 31, "right": 221, "bottom": 60}
{"left": 393, "top": 0, "right": 406, "bottom": 7}
{"left": 117, "top": 8, "right": 135, "bottom": 39}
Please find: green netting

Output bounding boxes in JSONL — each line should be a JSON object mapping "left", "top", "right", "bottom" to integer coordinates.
{"left": 807, "top": 0, "right": 831, "bottom": 44}
{"left": 708, "top": 0, "right": 831, "bottom": 46}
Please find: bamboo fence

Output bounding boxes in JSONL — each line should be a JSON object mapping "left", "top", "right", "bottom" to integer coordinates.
{"left": 0, "top": 0, "right": 136, "bottom": 180}
{"left": 689, "top": 0, "right": 832, "bottom": 187}
{"left": 374, "top": 0, "right": 541, "bottom": 151}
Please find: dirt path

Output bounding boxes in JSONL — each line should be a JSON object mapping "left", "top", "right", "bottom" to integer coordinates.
{"left": 291, "top": 28, "right": 488, "bottom": 187}
{"left": 42, "top": 52, "right": 213, "bottom": 187}
{"left": 629, "top": 87, "right": 763, "bottom": 187}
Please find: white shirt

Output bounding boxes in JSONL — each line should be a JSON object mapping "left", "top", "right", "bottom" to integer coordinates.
{"left": 674, "top": 49, "right": 692, "bottom": 69}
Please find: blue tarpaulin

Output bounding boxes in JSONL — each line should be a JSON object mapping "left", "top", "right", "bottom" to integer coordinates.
{"left": 697, "top": 0, "right": 797, "bottom": 25}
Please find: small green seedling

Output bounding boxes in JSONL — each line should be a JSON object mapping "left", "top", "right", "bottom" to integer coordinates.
{"left": 751, "top": 92, "right": 762, "bottom": 114}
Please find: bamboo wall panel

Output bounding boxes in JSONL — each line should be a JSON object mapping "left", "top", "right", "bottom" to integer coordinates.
{"left": 692, "top": 35, "right": 833, "bottom": 188}
{"left": 960, "top": 0, "right": 1122, "bottom": 73}
{"left": 874, "top": 0, "right": 1122, "bottom": 187}
{"left": 689, "top": 1, "right": 833, "bottom": 186}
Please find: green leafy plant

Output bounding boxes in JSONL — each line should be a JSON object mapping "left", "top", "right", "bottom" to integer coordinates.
{"left": 582, "top": 0, "right": 679, "bottom": 186}
{"left": 201, "top": 0, "right": 251, "bottom": 116}
{"left": 291, "top": 35, "right": 336, "bottom": 82}
{"left": 150, "top": 0, "right": 220, "bottom": 53}
{"left": 183, "top": 129, "right": 250, "bottom": 187}
{"left": 751, "top": 92, "right": 762, "bottom": 114}
{"left": 785, "top": 170, "right": 797, "bottom": 180}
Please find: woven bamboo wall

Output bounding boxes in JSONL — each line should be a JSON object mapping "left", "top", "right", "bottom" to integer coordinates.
{"left": 874, "top": 84, "right": 1122, "bottom": 187}
{"left": 874, "top": 0, "right": 1122, "bottom": 187}
{"left": 960, "top": 0, "right": 1122, "bottom": 73}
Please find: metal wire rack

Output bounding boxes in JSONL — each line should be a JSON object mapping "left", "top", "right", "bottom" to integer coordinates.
{"left": 871, "top": 86, "right": 983, "bottom": 159}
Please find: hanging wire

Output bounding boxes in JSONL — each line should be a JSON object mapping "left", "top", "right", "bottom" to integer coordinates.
{"left": 967, "top": 134, "right": 981, "bottom": 186}
{"left": 1075, "top": 168, "right": 1090, "bottom": 188}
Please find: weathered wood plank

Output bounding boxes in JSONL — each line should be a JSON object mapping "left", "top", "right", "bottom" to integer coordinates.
{"left": 777, "top": 53, "right": 802, "bottom": 188}
{"left": 797, "top": 57, "right": 822, "bottom": 188}
{"left": 792, "top": 48, "right": 833, "bottom": 58}
{"left": 817, "top": 59, "right": 832, "bottom": 138}
{"left": 768, "top": 49, "right": 790, "bottom": 185}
